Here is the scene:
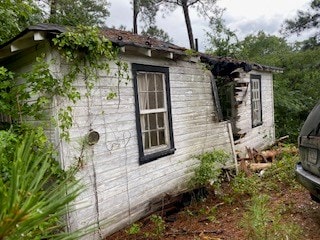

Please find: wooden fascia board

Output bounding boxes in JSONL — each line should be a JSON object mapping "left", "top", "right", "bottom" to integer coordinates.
{"left": 120, "top": 45, "right": 175, "bottom": 60}
{"left": 0, "top": 47, "right": 13, "bottom": 59}
{"left": 10, "top": 31, "right": 46, "bottom": 52}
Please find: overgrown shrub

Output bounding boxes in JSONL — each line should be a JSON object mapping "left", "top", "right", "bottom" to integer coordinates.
{"left": 189, "top": 150, "right": 229, "bottom": 188}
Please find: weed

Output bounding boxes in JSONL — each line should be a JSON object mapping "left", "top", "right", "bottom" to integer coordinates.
{"left": 241, "top": 194, "right": 302, "bottom": 240}
{"left": 241, "top": 194, "right": 271, "bottom": 239}
{"left": 262, "top": 147, "right": 299, "bottom": 188}
{"left": 189, "top": 150, "right": 229, "bottom": 189}
{"left": 230, "top": 172, "right": 260, "bottom": 198}
{"left": 125, "top": 223, "right": 141, "bottom": 235}
{"left": 184, "top": 209, "right": 194, "bottom": 216}
{"left": 149, "top": 214, "right": 165, "bottom": 238}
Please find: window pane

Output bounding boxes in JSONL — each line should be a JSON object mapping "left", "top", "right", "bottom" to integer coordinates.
{"left": 149, "top": 92, "right": 156, "bottom": 109}
{"left": 158, "top": 113, "right": 164, "bottom": 128}
{"left": 137, "top": 73, "right": 147, "bottom": 92}
{"left": 157, "top": 92, "right": 164, "bottom": 108}
{"left": 150, "top": 131, "right": 158, "bottom": 147}
{"left": 144, "top": 132, "right": 150, "bottom": 149}
{"left": 147, "top": 73, "right": 155, "bottom": 91}
{"left": 159, "top": 130, "right": 166, "bottom": 145}
{"left": 149, "top": 113, "right": 157, "bottom": 130}
{"left": 251, "top": 77, "right": 261, "bottom": 126}
{"left": 155, "top": 74, "right": 163, "bottom": 91}
{"left": 141, "top": 114, "right": 149, "bottom": 130}
{"left": 139, "top": 92, "right": 148, "bottom": 110}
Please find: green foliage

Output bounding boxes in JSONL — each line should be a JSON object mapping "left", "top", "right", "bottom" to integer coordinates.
{"left": 133, "top": 0, "right": 162, "bottom": 33}
{"left": 230, "top": 172, "right": 260, "bottom": 198}
{"left": 227, "top": 145, "right": 299, "bottom": 202}
{"left": 262, "top": 145, "right": 299, "bottom": 188}
{"left": 236, "top": 31, "right": 292, "bottom": 66}
{"left": 240, "top": 194, "right": 271, "bottom": 240}
{"left": 160, "top": 0, "right": 221, "bottom": 49}
{"left": 206, "top": 15, "right": 239, "bottom": 57}
{"left": 273, "top": 47, "right": 320, "bottom": 141}
{"left": 125, "top": 223, "right": 141, "bottom": 235}
{"left": 0, "top": 0, "right": 42, "bottom": 44}
{"left": 141, "top": 26, "right": 173, "bottom": 42}
{"left": 0, "top": 25, "right": 126, "bottom": 141}
{"left": 282, "top": 0, "right": 320, "bottom": 49}
{"left": 0, "top": 129, "right": 82, "bottom": 239}
{"left": 0, "top": 67, "right": 15, "bottom": 118}
{"left": 149, "top": 215, "right": 165, "bottom": 238}
{"left": 210, "top": 29, "right": 320, "bottom": 143}
{"left": 48, "top": 0, "right": 110, "bottom": 27}
{"left": 189, "top": 150, "right": 229, "bottom": 188}
{"left": 241, "top": 194, "right": 302, "bottom": 240}
{"left": 199, "top": 205, "right": 218, "bottom": 222}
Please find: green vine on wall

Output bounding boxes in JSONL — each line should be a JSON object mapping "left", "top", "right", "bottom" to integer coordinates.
{"left": 0, "top": 25, "right": 128, "bottom": 140}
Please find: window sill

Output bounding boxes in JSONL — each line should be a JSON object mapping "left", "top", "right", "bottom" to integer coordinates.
{"left": 139, "top": 147, "right": 176, "bottom": 165}
{"left": 252, "top": 122, "right": 263, "bottom": 128}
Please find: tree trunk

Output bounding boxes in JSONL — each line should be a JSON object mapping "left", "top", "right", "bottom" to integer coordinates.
{"left": 133, "top": 0, "right": 139, "bottom": 33}
{"left": 181, "top": 0, "right": 195, "bottom": 49}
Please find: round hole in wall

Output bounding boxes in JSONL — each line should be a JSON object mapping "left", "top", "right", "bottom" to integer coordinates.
{"left": 87, "top": 130, "right": 100, "bottom": 145}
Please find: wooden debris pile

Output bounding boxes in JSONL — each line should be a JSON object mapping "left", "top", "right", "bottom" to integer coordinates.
{"left": 237, "top": 136, "right": 289, "bottom": 176}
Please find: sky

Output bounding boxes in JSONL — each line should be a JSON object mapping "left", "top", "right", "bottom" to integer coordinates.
{"left": 106, "top": 0, "right": 310, "bottom": 51}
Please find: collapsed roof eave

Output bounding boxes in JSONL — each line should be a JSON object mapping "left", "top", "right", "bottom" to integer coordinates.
{"left": 200, "top": 54, "right": 283, "bottom": 77}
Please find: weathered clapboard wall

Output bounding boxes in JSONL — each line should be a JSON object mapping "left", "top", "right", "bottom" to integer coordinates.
{"left": 56, "top": 52, "right": 234, "bottom": 238}
{"left": 232, "top": 69, "right": 275, "bottom": 152}
{"left": 0, "top": 39, "right": 234, "bottom": 238}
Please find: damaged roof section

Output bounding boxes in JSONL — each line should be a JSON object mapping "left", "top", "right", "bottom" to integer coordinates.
{"left": 201, "top": 54, "right": 283, "bottom": 77}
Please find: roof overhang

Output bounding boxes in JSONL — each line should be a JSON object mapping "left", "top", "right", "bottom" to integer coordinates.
{"left": 0, "top": 24, "right": 193, "bottom": 62}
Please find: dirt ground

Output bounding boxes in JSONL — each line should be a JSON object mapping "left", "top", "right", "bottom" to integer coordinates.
{"left": 106, "top": 179, "right": 320, "bottom": 240}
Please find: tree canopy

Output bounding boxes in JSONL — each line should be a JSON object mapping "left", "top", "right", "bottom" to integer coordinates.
{"left": 283, "top": 0, "right": 320, "bottom": 49}
{"left": 132, "top": 0, "right": 162, "bottom": 33}
{"left": 161, "top": 0, "right": 220, "bottom": 49}
{"left": 0, "top": 0, "right": 42, "bottom": 44}
{"left": 141, "top": 26, "right": 173, "bottom": 42}
{"left": 48, "top": 0, "right": 110, "bottom": 26}
{"left": 0, "top": 0, "right": 110, "bottom": 45}
{"left": 206, "top": 26, "right": 320, "bottom": 142}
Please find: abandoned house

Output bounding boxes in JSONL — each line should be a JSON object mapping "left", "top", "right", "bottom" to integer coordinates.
{"left": 0, "top": 23, "right": 282, "bottom": 238}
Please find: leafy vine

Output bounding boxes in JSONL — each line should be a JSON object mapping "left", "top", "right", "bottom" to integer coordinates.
{"left": 0, "top": 25, "right": 128, "bottom": 140}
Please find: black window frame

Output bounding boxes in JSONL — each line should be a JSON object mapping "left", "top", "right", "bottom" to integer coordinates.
{"left": 250, "top": 74, "right": 263, "bottom": 128}
{"left": 132, "top": 63, "right": 175, "bottom": 165}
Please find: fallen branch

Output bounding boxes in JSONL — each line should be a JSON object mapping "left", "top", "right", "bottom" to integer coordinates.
{"left": 165, "top": 229, "right": 223, "bottom": 236}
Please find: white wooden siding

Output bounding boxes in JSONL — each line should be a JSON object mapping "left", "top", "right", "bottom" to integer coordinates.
{"left": 233, "top": 70, "right": 275, "bottom": 151}
{"left": 2, "top": 46, "right": 235, "bottom": 239}
{"left": 58, "top": 55, "right": 234, "bottom": 237}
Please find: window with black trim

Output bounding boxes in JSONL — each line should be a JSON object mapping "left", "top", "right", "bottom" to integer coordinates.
{"left": 251, "top": 74, "right": 262, "bottom": 127}
{"left": 132, "top": 64, "right": 175, "bottom": 164}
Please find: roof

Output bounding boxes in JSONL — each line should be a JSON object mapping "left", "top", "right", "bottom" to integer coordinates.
{"left": 101, "top": 28, "right": 187, "bottom": 55}
{"left": 200, "top": 54, "right": 283, "bottom": 77}
{"left": 0, "top": 23, "right": 283, "bottom": 75}
{"left": 0, "top": 23, "right": 190, "bottom": 61}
